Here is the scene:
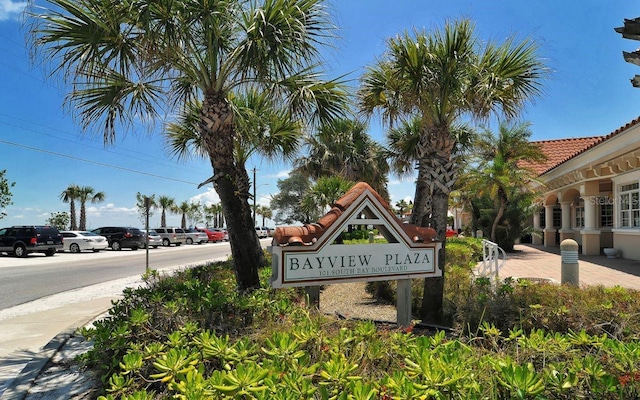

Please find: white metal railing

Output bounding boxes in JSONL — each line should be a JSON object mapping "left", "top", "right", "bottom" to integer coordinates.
{"left": 476, "top": 239, "right": 507, "bottom": 281}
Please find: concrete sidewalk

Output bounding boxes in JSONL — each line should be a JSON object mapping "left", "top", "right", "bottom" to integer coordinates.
{"left": 3, "top": 244, "right": 640, "bottom": 399}
{"left": 495, "top": 244, "right": 640, "bottom": 289}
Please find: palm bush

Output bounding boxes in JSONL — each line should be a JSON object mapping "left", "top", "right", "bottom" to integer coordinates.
{"left": 81, "top": 246, "right": 640, "bottom": 399}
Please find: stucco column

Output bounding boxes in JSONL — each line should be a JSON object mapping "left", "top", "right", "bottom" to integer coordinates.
{"left": 559, "top": 201, "right": 574, "bottom": 242}
{"left": 581, "top": 195, "right": 601, "bottom": 256}
{"left": 532, "top": 210, "right": 543, "bottom": 245}
{"left": 544, "top": 205, "right": 556, "bottom": 247}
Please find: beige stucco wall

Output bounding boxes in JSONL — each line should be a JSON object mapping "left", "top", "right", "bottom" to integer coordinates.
{"left": 613, "top": 232, "right": 640, "bottom": 260}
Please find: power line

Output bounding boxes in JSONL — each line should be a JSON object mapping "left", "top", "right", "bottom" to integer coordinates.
{"left": 0, "top": 115, "right": 205, "bottom": 174}
{"left": 0, "top": 139, "right": 201, "bottom": 186}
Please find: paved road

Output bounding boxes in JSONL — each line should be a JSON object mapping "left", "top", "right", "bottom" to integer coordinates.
{"left": 0, "top": 239, "right": 272, "bottom": 396}
{"left": 0, "top": 242, "right": 234, "bottom": 310}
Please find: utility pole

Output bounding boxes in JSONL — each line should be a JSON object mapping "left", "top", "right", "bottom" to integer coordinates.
{"left": 253, "top": 167, "right": 257, "bottom": 226}
{"left": 144, "top": 196, "right": 150, "bottom": 272}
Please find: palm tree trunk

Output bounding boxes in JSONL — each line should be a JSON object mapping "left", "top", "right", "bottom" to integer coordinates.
{"left": 161, "top": 209, "right": 166, "bottom": 227}
{"left": 420, "top": 188, "right": 449, "bottom": 324}
{"left": 200, "top": 91, "right": 263, "bottom": 291}
{"left": 491, "top": 194, "right": 507, "bottom": 242}
{"left": 409, "top": 167, "right": 431, "bottom": 226}
{"left": 414, "top": 127, "right": 459, "bottom": 325}
{"left": 69, "top": 201, "right": 77, "bottom": 230}
{"left": 79, "top": 202, "right": 86, "bottom": 230}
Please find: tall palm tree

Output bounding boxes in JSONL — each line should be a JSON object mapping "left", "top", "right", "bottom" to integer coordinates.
{"left": 471, "top": 121, "right": 546, "bottom": 242}
{"left": 395, "top": 199, "right": 409, "bottom": 218}
{"left": 258, "top": 206, "right": 272, "bottom": 227}
{"left": 77, "top": 186, "right": 105, "bottom": 230}
{"left": 157, "top": 196, "right": 176, "bottom": 228}
{"left": 203, "top": 203, "right": 225, "bottom": 228}
{"left": 304, "top": 176, "right": 354, "bottom": 212}
{"left": 294, "top": 118, "right": 390, "bottom": 200}
{"left": 387, "top": 116, "right": 476, "bottom": 224}
{"left": 358, "top": 19, "right": 546, "bottom": 323}
{"left": 60, "top": 184, "right": 80, "bottom": 230}
{"left": 176, "top": 201, "right": 192, "bottom": 230}
{"left": 29, "top": 0, "right": 348, "bottom": 292}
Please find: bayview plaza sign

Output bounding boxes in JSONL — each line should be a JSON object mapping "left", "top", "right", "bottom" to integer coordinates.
{"left": 284, "top": 243, "right": 435, "bottom": 283}
{"left": 269, "top": 182, "right": 441, "bottom": 289}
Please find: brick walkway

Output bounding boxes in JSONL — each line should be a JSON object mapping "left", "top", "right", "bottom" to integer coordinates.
{"left": 492, "top": 244, "right": 640, "bottom": 290}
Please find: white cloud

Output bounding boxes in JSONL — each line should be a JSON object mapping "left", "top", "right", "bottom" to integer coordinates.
{"left": 189, "top": 188, "right": 220, "bottom": 206}
{"left": 0, "top": 0, "right": 27, "bottom": 21}
{"left": 264, "top": 169, "right": 290, "bottom": 180}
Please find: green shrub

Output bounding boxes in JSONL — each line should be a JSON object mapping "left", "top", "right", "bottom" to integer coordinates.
{"left": 83, "top": 246, "right": 640, "bottom": 399}
{"left": 366, "top": 237, "right": 484, "bottom": 311}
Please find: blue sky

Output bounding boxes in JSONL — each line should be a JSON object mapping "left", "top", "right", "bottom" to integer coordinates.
{"left": 1, "top": 0, "right": 640, "bottom": 229}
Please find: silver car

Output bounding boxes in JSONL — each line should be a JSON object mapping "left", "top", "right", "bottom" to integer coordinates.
{"left": 184, "top": 228, "right": 209, "bottom": 245}
{"left": 155, "top": 227, "right": 186, "bottom": 246}
{"left": 141, "top": 229, "right": 162, "bottom": 248}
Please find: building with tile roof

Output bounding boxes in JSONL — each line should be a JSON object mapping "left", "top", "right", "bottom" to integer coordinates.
{"left": 532, "top": 116, "right": 640, "bottom": 260}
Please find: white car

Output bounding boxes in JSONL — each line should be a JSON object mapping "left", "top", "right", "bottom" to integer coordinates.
{"left": 255, "top": 226, "right": 268, "bottom": 238}
{"left": 60, "top": 231, "right": 109, "bottom": 253}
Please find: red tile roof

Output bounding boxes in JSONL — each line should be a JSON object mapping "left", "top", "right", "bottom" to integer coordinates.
{"left": 527, "top": 117, "right": 640, "bottom": 175}
{"left": 524, "top": 137, "right": 605, "bottom": 175}
{"left": 273, "top": 182, "right": 436, "bottom": 245}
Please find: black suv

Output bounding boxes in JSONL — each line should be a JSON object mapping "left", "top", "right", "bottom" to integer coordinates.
{"left": 91, "top": 227, "right": 145, "bottom": 251}
{"left": 0, "top": 225, "right": 63, "bottom": 257}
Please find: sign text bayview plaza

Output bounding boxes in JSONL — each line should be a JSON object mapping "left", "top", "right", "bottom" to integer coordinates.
{"left": 269, "top": 182, "right": 441, "bottom": 288}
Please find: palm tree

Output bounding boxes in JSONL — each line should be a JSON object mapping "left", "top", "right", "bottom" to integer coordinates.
{"left": 77, "top": 186, "right": 105, "bottom": 230}
{"left": 176, "top": 201, "right": 192, "bottom": 230}
{"left": 60, "top": 184, "right": 80, "bottom": 230}
{"left": 203, "top": 203, "right": 225, "bottom": 228}
{"left": 294, "top": 118, "right": 390, "bottom": 200}
{"left": 29, "top": 0, "right": 348, "bottom": 292}
{"left": 259, "top": 206, "right": 272, "bottom": 227}
{"left": 471, "top": 122, "right": 546, "bottom": 242}
{"left": 157, "top": 196, "right": 176, "bottom": 228}
{"left": 305, "top": 176, "right": 354, "bottom": 212}
{"left": 387, "top": 117, "right": 476, "bottom": 225}
{"left": 395, "top": 199, "right": 409, "bottom": 219}
{"left": 358, "top": 19, "right": 546, "bottom": 323}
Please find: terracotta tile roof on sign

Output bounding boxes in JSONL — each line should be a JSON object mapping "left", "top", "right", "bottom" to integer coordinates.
{"left": 272, "top": 182, "right": 437, "bottom": 246}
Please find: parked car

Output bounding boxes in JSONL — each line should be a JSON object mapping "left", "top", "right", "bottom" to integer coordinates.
{"left": 212, "top": 228, "right": 229, "bottom": 241}
{"left": 0, "top": 225, "right": 63, "bottom": 257}
{"left": 60, "top": 230, "right": 108, "bottom": 253}
{"left": 155, "top": 227, "right": 186, "bottom": 246}
{"left": 255, "top": 226, "right": 268, "bottom": 238}
{"left": 91, "top": 226, "right": 145, "bottom": 251}
{"left": 196, "top": 227, "right": 225, "bottom": 242}
{"left": 184, "top": 228, "right": 208, "bottom": 244}
{"left": 141, "top": 229, "right": 162, "bottom": 249}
